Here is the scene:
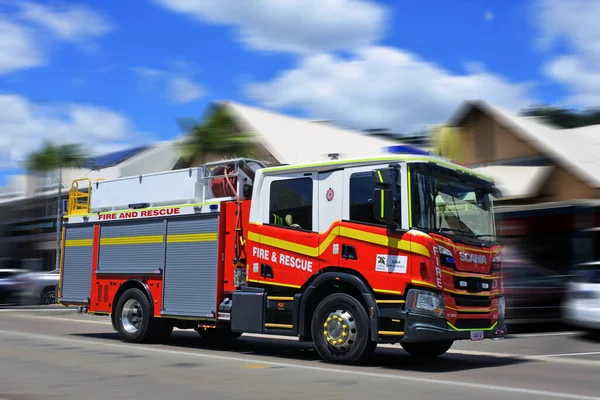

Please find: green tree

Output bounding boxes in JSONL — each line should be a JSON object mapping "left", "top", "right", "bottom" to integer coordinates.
{"left": 178, "top": 107, "right": 256, "bottom": 166}
{"left": 521, "top": 106, "right": 600, "bottom": 129}
{"left": 26, "top": 141, "right": 87, "bottom": 274}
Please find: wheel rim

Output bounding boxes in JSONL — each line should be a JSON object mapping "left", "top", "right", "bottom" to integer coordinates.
{"left": 322, "top": 309, "right": 357, "bottom": 352}
{"left": 122, "top": 299, "right": 143, "bottom": 334}
{"left": 44, "top": 292, "right": 56, "bottom": 305}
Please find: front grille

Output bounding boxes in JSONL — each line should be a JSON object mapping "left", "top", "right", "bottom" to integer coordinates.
{"left": 452, "top": 294, "right": 491, "bottom": 307}
{"left": 453, "top": 319, "right": 492, "bottom": 329}
{"left": 452, "top": 276, "right": 492, "bottom": 293}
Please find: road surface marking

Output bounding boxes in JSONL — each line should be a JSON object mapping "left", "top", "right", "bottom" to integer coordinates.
{"left": 509, "top": 332, "right": 579, "bottom": 338}
{"left": 0, "top": 308, "right": 78, "bottom": 313}
{"left": 0, "top": 330, "right": 598, "bottom": 400}
{"left": 3, "top": 314, "right": 600, "bottom": 367}
{"left": 537, "top": 351, "right": 600, "bottom": 358}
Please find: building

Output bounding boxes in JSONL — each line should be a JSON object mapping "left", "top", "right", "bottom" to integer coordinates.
{"left": 442, "top": 100, "right": 600, "bottom": 270}
{"left": 0, "top": 101, "right": 420, "bottom": 271}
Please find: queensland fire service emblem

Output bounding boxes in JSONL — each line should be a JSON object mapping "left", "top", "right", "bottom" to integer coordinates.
{"left": 326, "top": 188, "right": 334, "bottom": 201}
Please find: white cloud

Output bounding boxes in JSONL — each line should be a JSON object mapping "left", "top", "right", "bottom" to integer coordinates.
{"left": 153, "top": 0, "right": 387, "bottom": 54}
{"left": 536, "top": 0, "right": 600, "bottom": 106}
{"left": 246, "top": 47, "right": 533, "bottom": 133}
{"left": 0, "top": 18, "right": 43, "bottom": 73}
{"left": 0, "top": 2, "right": 113, "bottom": 74}
{"left": 0, "top": 94, "right": 146, "bottom": 170}
{"left": 130, "top": 64, "right": 205, "bottom": 104}
{"left": 484, "top": 11, "right": 494, "bottom": 22}
{"left": 167, "top": 77, "right": 205, "bottom": 103}
{"left": 18, "top": 1, "right": 113, "bottom": 43}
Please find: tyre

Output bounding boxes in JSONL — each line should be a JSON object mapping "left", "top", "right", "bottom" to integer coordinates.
{"left": 197, "top": 327, "right": 242, "bottom": 343}
{"left": 41, "top": 288, "right": 56, "bottom": 305}
{"left": 400, "top": 340, "right": 454, "bottom": 359}
{"left": 311, "top": 293, "right": 375, "bottom": 364}
{"left": 115, "top": 288, "right": 160, "bottom": 343}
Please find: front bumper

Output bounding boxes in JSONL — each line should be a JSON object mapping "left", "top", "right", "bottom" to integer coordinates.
{"left": 401, "top": 311, "right": 507, "bottom": 342}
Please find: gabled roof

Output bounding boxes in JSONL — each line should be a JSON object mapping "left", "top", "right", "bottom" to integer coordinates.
{"left": 217, "top": 101, "right": 400, "bottom": 165}
{"left": 451, "top": 100, "right": 600, "bottom": 188}
{"left": 471, "top": 165, "right": 554, "bottom": 199}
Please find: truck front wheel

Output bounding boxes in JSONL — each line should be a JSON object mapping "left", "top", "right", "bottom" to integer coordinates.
{"left": 400, "top": 340, "right": 453, "bottom": 359}
{"left": 311, "top": 293, "right": 375, "bottom": 364}
{"left": 115, "top": 288, "right": 167, "bottom": 343}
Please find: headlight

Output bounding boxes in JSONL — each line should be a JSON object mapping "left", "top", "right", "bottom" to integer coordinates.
{"left": 407, "top": 289, "right": 445, "bottom": 318}
{"left": 497, "top": 296, "right": 505, "bottom": 319}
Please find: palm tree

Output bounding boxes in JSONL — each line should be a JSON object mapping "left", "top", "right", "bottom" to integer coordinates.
{"left": 26, "top": 141, "right": 87, "bottom": 272}
{"left": 178, "top": 107, "right": 256, "bottom": 166}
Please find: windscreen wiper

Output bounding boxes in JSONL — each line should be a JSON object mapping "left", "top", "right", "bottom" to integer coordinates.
{"left": 437, "top": 227, "right": 475, "bottom": 237}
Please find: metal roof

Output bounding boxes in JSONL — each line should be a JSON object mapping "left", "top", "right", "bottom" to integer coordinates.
{"left": 451, "top": 100, "right": 600, "bottom": 189}
{"left": 83, "top": 146, "right": 150, "bottom": 169}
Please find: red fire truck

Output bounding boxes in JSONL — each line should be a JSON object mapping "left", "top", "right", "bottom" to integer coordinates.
{"left": 59, "top": 155, "right": 506, "bottom": 364}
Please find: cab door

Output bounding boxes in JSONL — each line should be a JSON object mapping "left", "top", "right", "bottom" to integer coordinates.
{"left": 253, "top": 172, "right": 319, "bottom": 288}
{"left": 339, "top": 163, "right": 412, "bottom": 295}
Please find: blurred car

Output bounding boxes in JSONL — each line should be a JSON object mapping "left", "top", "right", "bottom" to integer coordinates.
{"left": 501, "top": 247, "right": 565, "bottom": 324}
{"left": 20, "top": 269, "right": 60, "bottom": 305}
{"left": 562, "top": 261, "right": 600, "bottom": 335}
{"left": 0, "top": 269, "right": 29, "bottom": 305}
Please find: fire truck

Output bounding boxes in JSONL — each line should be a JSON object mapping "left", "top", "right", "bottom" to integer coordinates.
{"left": 58, "top": 155, "right": 506, "bottom": 364}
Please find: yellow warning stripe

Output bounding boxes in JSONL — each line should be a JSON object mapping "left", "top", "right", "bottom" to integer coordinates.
{"left": 97, "top": 233, "right": 218, "bottom": 246}
{"left": 248, "top": 226, "right": 430, "bottom": 258}
{"left": 411, "top": 279, "right": 437, "bottom": 288}
{"left": 247, "top": 279, "right": 301, "bottom": 289}
{"left": 167, "top": 233, "right": 217, "bottom": 243}
{"left": 64, "top": 239, "right": 93, "bottom": 247}
{"left": 101, "top": 235, "right": 163, "bottom": 245}
{"left": 442, "top": 269, "right": 500, "bottom": 279}
{"left": 447, "top": 321, "right": 498, "bottom": 331}
{"left": 373, "top": 288, "right": 403, "bottom": 295}
{"left": 446, "top": 306, "right": 497, "bottom": 313}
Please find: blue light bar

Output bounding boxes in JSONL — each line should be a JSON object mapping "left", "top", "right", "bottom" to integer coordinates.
{"left": 386, "top": 145, "right": 429, "bottom": 155}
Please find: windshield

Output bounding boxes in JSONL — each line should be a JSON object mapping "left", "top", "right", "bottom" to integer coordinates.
{"left": 411, "top": 167, "right": 496, "bottom": 240}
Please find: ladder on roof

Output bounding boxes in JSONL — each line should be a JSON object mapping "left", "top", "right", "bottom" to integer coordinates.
{"left": 67, "top": 178, "right": 92, "bottom": 215}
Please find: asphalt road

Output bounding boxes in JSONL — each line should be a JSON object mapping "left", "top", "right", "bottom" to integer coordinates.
{"left": 0, "top": 308, "right": 599, "bottom": 400}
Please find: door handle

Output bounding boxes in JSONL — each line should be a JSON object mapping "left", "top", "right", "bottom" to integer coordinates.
{"left": 260, "top": 264, "right": 274, "bottom": 279}
{"left": 341, "top": 244, "right": 358, "bottom": 260}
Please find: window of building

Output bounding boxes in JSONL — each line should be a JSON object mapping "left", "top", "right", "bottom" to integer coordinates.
{"left": 349, "top": 170, "right": 401, "bottom": 226}
{"left": 269, "top": 177, "right": 313, "bottom": 231}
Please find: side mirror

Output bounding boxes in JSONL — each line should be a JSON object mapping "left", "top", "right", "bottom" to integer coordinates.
{"left": 373, "top": 188, "right": 395, "bottom": 227}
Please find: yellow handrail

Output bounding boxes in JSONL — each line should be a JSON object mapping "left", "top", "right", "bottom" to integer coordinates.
{"left": 67, "top": 178, "right": 92, "bottom": 216}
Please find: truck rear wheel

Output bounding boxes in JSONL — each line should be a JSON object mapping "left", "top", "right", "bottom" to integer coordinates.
{"left": 311, "top": 293, "right": 375, "bottom": 364}
{"left": 400, "top": 340, "right": 453, "bottom": 359}
{"left": 115, "top": 288, "right": 167, "bottom": 343}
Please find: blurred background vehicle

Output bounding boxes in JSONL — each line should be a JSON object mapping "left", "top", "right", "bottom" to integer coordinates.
{"left": 0, "top": 269, "right": 29, "bottom": 305}
{"left": 501, "top": 245, "right": 566, "bottom": 324}
{"left": 20, "top": 269, "right": 60, "bottom": 305}
{"left": 563, "top": 261, "right": 600, "bottom": 336}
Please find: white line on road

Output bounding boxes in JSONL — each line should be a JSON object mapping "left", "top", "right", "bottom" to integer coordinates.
{"left": 0, "top": 308, "right": 78, "bottom": 313}
{"left": 509, "top": 332, "right": 580, "bottom": 338}
{"left": 4, "top": 314, "right": 600, "bottom": 367}
{"left": 0, "top": 329, "right": 598, "bottom": 400}
{"left": 537, "top": 351, "right": 600, "bottom": 358}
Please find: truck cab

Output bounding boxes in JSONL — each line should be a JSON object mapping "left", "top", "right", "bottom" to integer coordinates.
{"left": 241, "top": 155, "right": 505, "bottom": 362}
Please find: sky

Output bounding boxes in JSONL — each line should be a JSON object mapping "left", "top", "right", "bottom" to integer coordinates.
{"left": 1, "top": 0, "right": 599, "bottom": 185}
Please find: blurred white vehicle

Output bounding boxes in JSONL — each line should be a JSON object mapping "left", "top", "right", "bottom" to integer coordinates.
{"left": 563, "top": 261, "right": 600, "bottom": 336}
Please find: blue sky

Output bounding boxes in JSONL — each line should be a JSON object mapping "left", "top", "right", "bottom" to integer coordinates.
{"left": 1, "top": 0, "right": 598, "bottom": 184}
